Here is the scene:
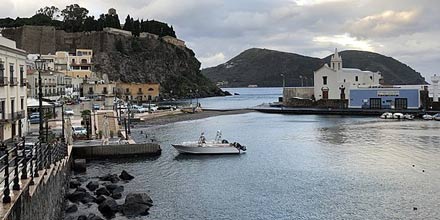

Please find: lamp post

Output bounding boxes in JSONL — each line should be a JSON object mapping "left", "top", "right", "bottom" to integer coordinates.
{"left": 299, "top": 75, "right": 304, "bottom": 87}
{"left": 280, "top": 73, "right": 285, "bottom": 110}
{"left": 34, "top": 58, "right": 45, "bottom": 144}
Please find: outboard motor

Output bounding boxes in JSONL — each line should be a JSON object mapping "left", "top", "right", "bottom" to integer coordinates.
{"left": 233, "top": 142, "right": 247, "bottom": 151}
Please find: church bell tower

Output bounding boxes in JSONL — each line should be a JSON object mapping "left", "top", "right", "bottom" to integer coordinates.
{"left": 330, "top": 48, "right": 343, "bottom": 71}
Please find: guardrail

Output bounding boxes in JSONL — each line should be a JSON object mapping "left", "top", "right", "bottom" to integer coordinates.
{"left": 0, "top": 138, "right": 68, "bottom": 203}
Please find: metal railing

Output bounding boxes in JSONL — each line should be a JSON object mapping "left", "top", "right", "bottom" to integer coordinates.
{"left": 0, "top": 138, "right": 68, "bottom": 203}
{"left": 9, "top": 77, "right": 18, "bottom": 86}
{"left": 0, "top": 77, "right": 7, "bottom": 86}
{"left": 20, "top": 78, "right": 27, "bottom": 87}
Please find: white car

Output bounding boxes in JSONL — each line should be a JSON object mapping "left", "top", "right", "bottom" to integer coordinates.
{"left": 64, "top": 109, "right": 75, "bottom": 116}
{"left": 142, "top": 103, "right": 158, "bottom": 112}
{"left": 72, "top": 126, "right": 87, "bottom": 136}
{"left": 130, "top": 105, "right": 148, "bottom": 113}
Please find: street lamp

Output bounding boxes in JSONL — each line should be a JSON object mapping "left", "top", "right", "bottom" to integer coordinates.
{"left": 299, "top": 75, "right": 304, "bottom": 87}
{"left": 34, "top": 58, "right": 45, "bottom": 143}
{"left": 280, "top": 73, "right": 285, "bottom": 110}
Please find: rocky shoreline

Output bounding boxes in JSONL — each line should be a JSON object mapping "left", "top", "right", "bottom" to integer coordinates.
{"left": 65, "top": 171, "right": 152, "bottom": 220}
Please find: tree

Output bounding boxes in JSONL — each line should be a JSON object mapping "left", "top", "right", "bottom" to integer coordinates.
{"left": 61, "top": 4, "right": 89, "bottom": 32}
{"left": 36, "top": 6, "right": 60, "bottom": 20}
{"left": 123, "top": 15, "right": 133, "bottom": 32}
{"left": 132, "top": 19, "right": 140, "bottom": 37}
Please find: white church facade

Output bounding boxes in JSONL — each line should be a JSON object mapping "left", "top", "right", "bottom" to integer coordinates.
{"left": 313, "top": 49, "right": 382, "bottom": 101}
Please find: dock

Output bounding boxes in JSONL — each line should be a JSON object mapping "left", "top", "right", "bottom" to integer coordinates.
{"left": 72, "top": 143, "right": 161, "bottom": 159}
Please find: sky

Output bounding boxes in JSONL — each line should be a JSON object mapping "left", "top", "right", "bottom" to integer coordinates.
{"left": 1, "top": 0, "right": 439, "bottom": 80}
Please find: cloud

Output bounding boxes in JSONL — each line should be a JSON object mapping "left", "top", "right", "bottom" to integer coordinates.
{"left": 198, "top": 53, "right": 226, "bottom": 68}
{"left": 2, "top": 0, "right": 440, "bottom": 79}
{"left": 313, "top": 33, "right": 374, "bottom": 51}
{"left": 347, "top": 9, "right": 420, "bottom": 37}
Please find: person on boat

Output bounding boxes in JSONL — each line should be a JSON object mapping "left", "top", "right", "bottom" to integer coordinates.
{"left": 198, "top": 132, "right": 206, "bottom": 145}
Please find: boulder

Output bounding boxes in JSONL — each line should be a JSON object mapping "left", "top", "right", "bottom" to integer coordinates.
{"left": 87, "top": 213, "right": 104, "bottom": 220}
{"left": 73, "top": 159, "right": 87, "bottom": 173}
{"left": 98, "top": 197, "right": 119, "bottom": 218}
{"left": 105, "top": 184, "right": 124, "bottom": 194}
{"left": 69, "top": 180, "right": 81, "bottom": 189}
{"left": 95, "top": 187, "right": 111, "bottom": 197}
{"left": 122, "top": 193, "right": 153, "bottom": 217}
{"left": 67, "top": 188, "right": 87, "bottom": 203}
{"left": 65, "top": 202, "right": 78, "bottom": 213}
{"left": 99, "top": 174, "right": 120, "bottom": 183}
{"left": 96, "top": 195, "right": 112, "bottom": 204}
{"left": 80, "top": 193, "right": 96, "bottom": 204}
{"left": 111, "top": 192, "right": 122, "bottom": 199}
{"left": 86, "top": 181, "right": 99, "bottom": 191}
{"left": 119, "top": 170, "right": 134, "bottom": 180}
{"left": 77, "top": 215, "right": 87, "bottom": 220}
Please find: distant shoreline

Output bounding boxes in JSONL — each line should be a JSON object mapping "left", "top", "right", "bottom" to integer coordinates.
{"left": 133, "top": 109, "right": 254, "bottom": 127}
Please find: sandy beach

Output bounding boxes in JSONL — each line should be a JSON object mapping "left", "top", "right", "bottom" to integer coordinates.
{"left": 133, "top": 109, "right": 254, "bottom": 127}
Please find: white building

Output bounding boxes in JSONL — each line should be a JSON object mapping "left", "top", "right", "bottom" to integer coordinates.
{"left": 0, "top": 36, "right": 28, "bottom": 142}
{"left": 313, "top": 49, "right": 382, "bottom": 100}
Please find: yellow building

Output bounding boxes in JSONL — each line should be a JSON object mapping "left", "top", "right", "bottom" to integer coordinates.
{"left": 82, "top": 82, "right": 117, "bottom": 98}
{"left": 67, "top": 49, "right": 93, "bottom": 79}
{"left": 115, "top": 83, "right": 160, "bottom": 102}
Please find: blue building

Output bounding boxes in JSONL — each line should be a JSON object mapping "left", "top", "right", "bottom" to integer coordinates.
{"left": 349, "top": 88, "right": 420, "bottom": 109}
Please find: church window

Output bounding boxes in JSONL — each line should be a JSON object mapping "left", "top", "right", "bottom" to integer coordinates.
{"left": 323, "top": 76, "right": 327, "bottom": 85}
{"left": 355, "top": 76, "right": 359, "bottom": 82}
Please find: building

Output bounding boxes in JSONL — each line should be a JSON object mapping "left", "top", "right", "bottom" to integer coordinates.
{"left": 104, "top": 27, "right": 132, "bottom": 37}
{"left": 82, "top": 81, "right": 117, "bottom": 99}
{"left": 67, "top": 49, "right": 93, "bottom": 79}
{"left": 140, "top": 32, "right": 159, "bottom": 40}
{"left": 313, "top": 49, "right": 382, "bottom": 101}
{"left": 349, "top": 87, "right": 421, "bottom": 109}
{"left": 65, "top": 76, "right": 83, "bottom": 97}
{"left": 27, "top": 70, "right": 66, "bottom": 98}
{"left": 0, "top": 36, "right": 27, "bottom": 142}
{"left": 115, "top": 83, "right": 160, "bottom": 102}
{"left": 161, "top": 36, "right": 186, "bottom": 48}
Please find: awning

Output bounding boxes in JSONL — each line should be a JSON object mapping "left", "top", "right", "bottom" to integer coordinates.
{"left": 27, "top": 98, "right": 54, "bottom": 108}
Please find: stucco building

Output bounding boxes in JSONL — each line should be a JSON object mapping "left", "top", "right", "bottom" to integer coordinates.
{"left": 115, "top": 83, "right": 160, "bottom": 102}
{"left": 313, "top": 49, "right": 382, "bottom": 101}
{"left": 0, "top": 36, "right": 27, "bottom": 142}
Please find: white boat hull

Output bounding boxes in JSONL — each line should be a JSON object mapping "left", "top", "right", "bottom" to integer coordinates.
{"left": 172, "top": 144, "right": 242, "bottom": 154}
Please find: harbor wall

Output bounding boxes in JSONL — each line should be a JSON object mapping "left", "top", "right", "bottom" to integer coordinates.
{"left": 73, "top": 143, "right": 161, "bottom": 159}
{"left": 3, "top": 156, "right": 72, "bottom": 220}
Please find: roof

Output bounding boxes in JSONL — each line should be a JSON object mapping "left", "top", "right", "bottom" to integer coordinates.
{"left": 27, "top": 98, "right": 53, "bottom": 108}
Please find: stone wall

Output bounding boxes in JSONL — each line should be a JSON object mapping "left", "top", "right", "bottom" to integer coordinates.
{"left": 5, "top": 157, "right": 72, "bottom": 220}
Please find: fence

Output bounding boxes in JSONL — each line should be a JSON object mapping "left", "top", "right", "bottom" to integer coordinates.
{"left": 0, "top": 138, "right": 68, "bottom": 203}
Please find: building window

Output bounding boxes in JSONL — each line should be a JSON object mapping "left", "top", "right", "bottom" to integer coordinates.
{"left": 148, "top": 88, "right": 154, "bottom": 91}
{"left": 21, "top": 98, "right": 24, "bottom": 110}
{"left": 126, "top": 88, "right": 129, "bottom": 93}
{"left": 355, "top": 76, "right": 359, "bottom": 82}
{"left": 370, "top": 76, "right": 373, "bottom": 80}
{"left": 81, "top": 59, "right": 87, "bottom": 64}
{"left": 323, "top": 76, "right": 327, "bottom": 85}
{"left": 343, "top": 79, "right": 346, "bottom": 83}
{"left": 338, "top": 63, "right": 341, "bottom": 70}
{"left": 9, "top": 63, "right": 14, "bottom": 79}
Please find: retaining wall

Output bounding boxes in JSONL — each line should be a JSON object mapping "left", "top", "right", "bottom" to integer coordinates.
{"left": 3, "top": 155, "right": 72, "bottom": 220}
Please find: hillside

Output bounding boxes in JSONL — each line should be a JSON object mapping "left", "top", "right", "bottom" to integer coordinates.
{"left": 202, "top": 48, "right": 426, "bottom": 87}
{"left": 1, "top": 26, "right": 225, "bottom": 98}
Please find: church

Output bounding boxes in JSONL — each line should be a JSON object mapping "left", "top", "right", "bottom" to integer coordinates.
{"left": 313, "top": 49, "right": 382, "bottom": 101}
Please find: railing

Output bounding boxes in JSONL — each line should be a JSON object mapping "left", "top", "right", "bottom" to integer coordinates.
{"left": 9, "top": 77, "right": 18, "bottom": 86}
{"left": 20, "top": 78, "right": 27, "bottom": 87}
{"left": 0, "top": 111, "right": 27, "bottom": 123}
{"left": 0, "top": 139, "right": 68, "bottom": 203}
{"left": 0, "top": 77, "right": 7, "bottom": 86}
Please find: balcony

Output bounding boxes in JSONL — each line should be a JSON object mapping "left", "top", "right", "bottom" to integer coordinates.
{"left": 0, "top": 110, "right": 25, "bottom": 123}
{"left": 9, "top": 77, "right": 18, "bottom": 86}
{"left": 124, "top": 91, "right": 131, "bottom": 95}
{"left": 0, "top": 77, "right": 7, "bottom": 86}
{"left": 137, "top": 91, "right": 143, "bottom": 95}
{"left": 20, "top": 78, "right": 28, "bottom": 87}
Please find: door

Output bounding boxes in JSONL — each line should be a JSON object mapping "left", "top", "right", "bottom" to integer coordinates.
{"left": 370, "top": 98, "right": 382, "bottom": 109}
{"left": 322, "top": 90, "right": 328, "bottom": 100}
{"left": 395, "top": 98, "right": 408, "bottom": 109}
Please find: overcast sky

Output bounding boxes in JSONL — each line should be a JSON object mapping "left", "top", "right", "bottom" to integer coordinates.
{"left": 2, "top": 0, "right": 439, "bottom": 80}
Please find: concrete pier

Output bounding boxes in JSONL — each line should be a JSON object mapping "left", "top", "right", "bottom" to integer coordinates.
{"left": 73, "top": 143, "right": 161, "bottom": 159}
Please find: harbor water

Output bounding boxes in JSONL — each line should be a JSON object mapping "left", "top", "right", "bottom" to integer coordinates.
{"left": 83, "top": 88, "right": 440, "bottom": 219}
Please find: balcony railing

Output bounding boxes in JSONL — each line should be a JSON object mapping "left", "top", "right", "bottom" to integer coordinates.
{"left": 0, "top": 139, "right": 68, "bottom": 204}
{"left": 137, "top": 91, "right": 143, "bottom": 95}
{"left": 0, "top": 111, "right": 26, "bottom": 123}
{"left": 9, "top": 77, "right": 18, "bottom": 86}
{"left": 20, "top": 78, "right": 27, "bottom": 87}
{"left": 0, "top": 77, "right": 7, "bottom": 86}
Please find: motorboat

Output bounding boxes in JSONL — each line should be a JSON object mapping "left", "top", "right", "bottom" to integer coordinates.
{"left": 172, "top": 131, "right": 246, "bottom": 154}
{"left": 404, "top": 114, "right": 415, "bottom": 120}
{"left": 434, "top": 113, "right": 440, "bottom": 121}
{"left": 393, "top": 113, "right": 404, "bottom": 119}
{"left": 380, "top": 112, "right": 393, "bottom": 119}
{"left": 423, "top": 114, "right": 433, "bottom": 120}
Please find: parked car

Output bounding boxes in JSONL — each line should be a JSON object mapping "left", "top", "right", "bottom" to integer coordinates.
{"left": 130, "top": 105, "right": 148, "bottom": 113}
{"left": 29, "top": 115, "right": 40, "bottom": 124}
{"left": 93, "top": 104, "right": 100, "bottom": 110}
{"left": 142, "top": 103, "right": 159, "bottom": 112}
{"left": 79, "top": 97, "right": 91, "bottom": 101}
{"left": 72, "top": 126, "right": 87, "bottom": 136}
{"left": 64, "top": 109, "right": 75, "bottom": 116}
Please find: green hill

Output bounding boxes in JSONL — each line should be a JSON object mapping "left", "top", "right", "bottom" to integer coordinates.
{"left": 202, "top": 48, "right": 426, "bottom": 87}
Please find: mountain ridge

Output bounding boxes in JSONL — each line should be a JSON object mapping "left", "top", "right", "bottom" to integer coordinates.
{"left": 202, "top": 48, "right": 426, "bottom": 87}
